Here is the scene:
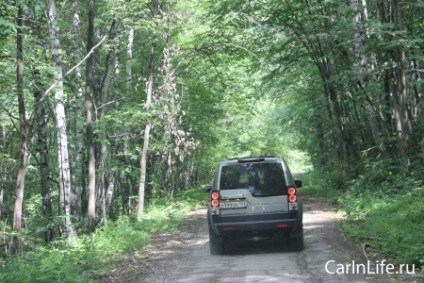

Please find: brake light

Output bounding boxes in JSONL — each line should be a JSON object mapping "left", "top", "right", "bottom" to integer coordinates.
{"left": 288, "top": 186, "right": 297, "bottom": 211}
{"left": 211, "top": 191, "right": 220, "bottom": 207}
{"left": 288, "top": 186, "right": 297, "bottom": 202}
{"left": 210, "top": 190, "right": 221, "bottom": 215}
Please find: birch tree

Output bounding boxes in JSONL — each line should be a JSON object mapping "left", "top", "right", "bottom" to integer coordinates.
{"left": 12, "top": 4, "right": 28, "bottom": 255}
{"left": 71, "top": 5, "right": 84, "bottom": 220}
{"left": 86, "top": 0, "right": 97, "bottom": 233}
{"left": 45, "top": 0, "right": 76, "bottom": 242}
{"left": 137, "top": 1, "right": 159, "bottom": 221}
{"left": 121, "top": 26, "right": 134, "bottom": 215}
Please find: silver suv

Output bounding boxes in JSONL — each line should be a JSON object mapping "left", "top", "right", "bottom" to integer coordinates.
{"left": 205, "top": 157, "right": 304, "bottom": 254}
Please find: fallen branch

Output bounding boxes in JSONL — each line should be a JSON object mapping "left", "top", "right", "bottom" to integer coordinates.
{"left": 362, "top": 243, "right": 370, "bottom": 262}
{"left": 359, "top": 236, "right": 384, "bottom": 241}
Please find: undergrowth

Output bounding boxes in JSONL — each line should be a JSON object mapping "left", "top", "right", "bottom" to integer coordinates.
{"left": 339, "top": 175, "right": 424, "bottom": 274}
{"left": 0, "top": 186, "right": 207, "bottom": 283}
{"left": 298, "top": 166, "right": 424, "bottom": 276}
{"left": 295, "top": 170, "right": 343, "bottom": 204}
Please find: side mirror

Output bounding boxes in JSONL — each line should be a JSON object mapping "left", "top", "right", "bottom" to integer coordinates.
{"left": 294, "top": 180, "right": 302, "bottom": 188}
{"left": 204, "top": 185, "right": 212, "bottom": 193}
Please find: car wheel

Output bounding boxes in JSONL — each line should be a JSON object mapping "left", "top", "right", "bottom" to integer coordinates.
{"left": 290, "top": 224, "right": 304, "bottom": 251}
{"left": 208, "top": 225, "right": 224, "bottom": 255}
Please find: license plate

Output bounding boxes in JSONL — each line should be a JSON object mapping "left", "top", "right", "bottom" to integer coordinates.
{"left": 220, "top": 200, "right": 247, "bottom": 209}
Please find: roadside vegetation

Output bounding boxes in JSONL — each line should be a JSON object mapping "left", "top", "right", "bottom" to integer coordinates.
{"left": 0, "top": 187, "right": 207, "bottom": 283}
{"left": 339, "top": 168, "right": 424, "bottom": 274}
{"left": 1, "top": 0, "right": 424, "bottom": 281}
{"left": 299, "top": 167, "right": 424, "bottom": 276}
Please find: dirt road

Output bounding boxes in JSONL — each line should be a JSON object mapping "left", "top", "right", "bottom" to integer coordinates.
{"left": 102, "top": 197, "right": 421, "bottom": 283}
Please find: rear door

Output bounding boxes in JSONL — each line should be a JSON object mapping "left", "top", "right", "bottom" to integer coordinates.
{"left": 218, "top": 162, "right": 289, "bottom": 216}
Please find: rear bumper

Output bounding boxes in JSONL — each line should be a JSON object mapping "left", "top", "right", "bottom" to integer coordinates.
{"left": 211, "top": 211, "right": 299, "bottom": 235}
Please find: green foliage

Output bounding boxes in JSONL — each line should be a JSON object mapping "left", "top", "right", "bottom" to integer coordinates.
{"left": 142, "top": 187, "right": 207, "bottom": 232}
{"left": 1, "top": 0, "right": 424, "bottom": 280}
{"left": 174, "top": 186, "right": 209, "bottom": 208}
{"left": 89, "top": 217, "right": 149, "bottom": 255}
{"left": 295, "top": 170, "right": 343, "bottom": 205}
{"left": 339, "top": 170, "right": 424, "bottom": 273}
{"left": 299, "top": 166, "right": 424, "bottom": 275}
{"left": 0, "top": 186, "right": 206, "bottom": 282}
{"left": 0, "top": 248, "right": 95, "bottom": 283}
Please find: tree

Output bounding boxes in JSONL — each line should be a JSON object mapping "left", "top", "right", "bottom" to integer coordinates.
{"left": 137, "top": 0, "right": 158, "bottom": 221}
{"left": 98, "top": 18, "right": 120, "bottom": 224}
{"left": 12, "top": 3, "right": 28, "bottom": 255}
{"left": 86, "top": 0, "right": 97, "bottom": 233}
{"left": 45, "top": 0, "right": 76, "bottom": 242}
{"left": 70, "top": 4, "right": 84, "bottom": 221}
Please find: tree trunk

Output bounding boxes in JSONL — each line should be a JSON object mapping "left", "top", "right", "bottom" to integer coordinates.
{"left": 350, "top": 0, "right": 387, "bottom": 156}
{"left": 411, "top": 59, "right": 422, "bottom": 121}
{"left": 126, "top": 26, "right": 134, "bottom": 96}
{"left": 138, "top": 120, "right": 152, "bottom": 221}
{"left": 12, "top": 4, "right": 28, "bottom": 255}
{"left": 105, "top": 173, "right": 114, "bottom": 216}
{"left": 86, "top": 0, "right": 97, "bottom": 233}
{"left": 123, "top": 25, "right": 134, "bottom": 215}
{"left": 0, "top": 128, "right": 5, "bottom": 220}
{"left": 33, "top": 62, "right": 54, "bottom": 243}
{"left": 46, "top": 0, "right": 76, "bottom": 243}
{"left": 71, "top": 7, "right": 84, "bottom": 220}
{"left": 392, "top": 55, "right": 410, "bottom": 170}
{"left": 137, "top": 31, "right": 158, "bottom": 221}
{"left": 97, "top": 19, "right": 120, "bottom": 225}
{"left": 392, "top": 0, "right": 411, "bottom": 171}
{"left": 0, "top": 187, "right": 3, "bottom": 220}
{"left": 30, "top": 3, "right": 54, "bottom": 243}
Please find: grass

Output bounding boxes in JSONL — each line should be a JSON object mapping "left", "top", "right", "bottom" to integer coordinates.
{"left": 0, "top": 186, "right": 208, "bottom": 283}
{"left": 297, "top": 169, "right": 424, "bottom": 276}
{"left": 339, "top": 186, "right": 424, "bottom": 271}
{"left": 295, "top": 170, "right": 343, "bottom": 204}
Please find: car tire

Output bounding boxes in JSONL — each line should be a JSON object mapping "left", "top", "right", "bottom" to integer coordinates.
{"left": 290, "top": 224, "right": 304, "bottom": 251}
{"left": 208, "top": 225, "right": 224, "bottom": 255}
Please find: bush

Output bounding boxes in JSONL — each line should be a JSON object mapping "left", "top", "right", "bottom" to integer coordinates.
{"left": 340, "top": 178, "right": 424, "bottom": 272}
{"left": 0, "top": 186, "right": 207, "bottom": 283}
{"left": 296, "top": 170, "right": 343, "bottom": 204}
{"left": 300, "top": 166, "right": 424, "bottom": 275}
{"left": 0, "top": 248, "right": 97, "bottom": 283}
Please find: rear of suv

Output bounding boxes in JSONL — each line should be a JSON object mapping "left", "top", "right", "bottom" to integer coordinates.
{"left": 205, "top": 157, "right": 303, "bottom": 254}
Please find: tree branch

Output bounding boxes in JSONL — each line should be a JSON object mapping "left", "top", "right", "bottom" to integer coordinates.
{"left": 40, "top": 35, "right": 107, "bottom": 102}
{"left": 238, "top": 12, "right": 281, "bottom": 35}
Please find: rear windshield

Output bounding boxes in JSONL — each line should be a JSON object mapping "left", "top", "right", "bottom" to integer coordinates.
{"left": 220, "top": 163, "right": 286, "bottom": 196}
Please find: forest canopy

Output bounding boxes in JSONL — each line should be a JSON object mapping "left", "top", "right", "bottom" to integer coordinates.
{"left": 0, "top": 0, "right": 423, "bottom": 275}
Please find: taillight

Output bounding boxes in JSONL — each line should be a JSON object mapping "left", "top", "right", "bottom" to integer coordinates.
{"left": 288, "top": 186, "right": 297, "bottom": 211}
{"left": 211, "top": 191, "right": 220, "bottom": 207}
{"left": 210, "top": 190, "right": 221, "bottom": 215}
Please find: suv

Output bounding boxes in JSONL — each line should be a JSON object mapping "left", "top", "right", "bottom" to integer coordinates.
{"left": 205, "top": 157, "right": 303, "bottom": 254}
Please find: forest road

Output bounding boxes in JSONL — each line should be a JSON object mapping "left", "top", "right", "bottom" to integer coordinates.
{"left": 102, "top": 197, "right": 421, "bottom": 283}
